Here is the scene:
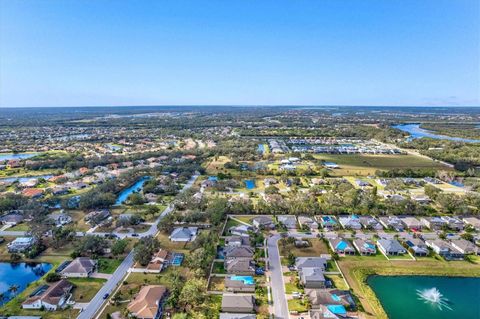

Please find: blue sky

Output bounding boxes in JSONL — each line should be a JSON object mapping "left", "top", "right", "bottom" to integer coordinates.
{"left": 1, "top": 0, "right": 479, "bottom": 107}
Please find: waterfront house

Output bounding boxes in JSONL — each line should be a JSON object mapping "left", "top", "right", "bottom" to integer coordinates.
{"left": 353, "top": 239, "right": 376, "bottom": 255}
{"left": 22, "top": 279, "right": 73, "bottom": 311}
{"left": 306, "top": 288, "right": 355, "bottom": 310}
{"left": 425, "top": 239, "right": 464, "bottom": 260}
{"left": 450, "top": 239, "right": 479, "bottom": 255}
{"left": 221, "top": 294, "right": 255, "bottom": 313}
{"left": 404, "top": 238, "right": 429, "bottom": 256}
{"left": 328, "top": 238, "right": 355, "bottom": 255}
{"left": 377, "top": 239, "right": 406, "bottom": 256}
{"left": 127, "top": 285, "right": 168, "bottom": 319}
{"left": 8, "top": 237, "right": 36, "bottom": 253}
{"left": 60, "top": 257, "right": 96, "bottom": 277}
{"left": 169, "top": 227, "right": 198, "bottom": 242}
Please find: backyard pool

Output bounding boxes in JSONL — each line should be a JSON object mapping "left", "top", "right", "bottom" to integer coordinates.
{"left": 245, "top": 179, "right": 255, "bottom": 189}
{"left": 230, "top": 275, "right": 255, "bottom": 285}
{"left": 170, "top": 253, "right": 184, "bottom": 266}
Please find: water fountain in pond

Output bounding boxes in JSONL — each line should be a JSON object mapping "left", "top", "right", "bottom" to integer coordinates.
{"left": 416, "top": 287, "right": 452, "bottom": 311}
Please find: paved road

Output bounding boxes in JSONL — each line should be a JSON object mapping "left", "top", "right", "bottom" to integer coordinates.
{"left": 76, "top": 173, "right": 199, "bottom": 319}
{"left": 267, "top": 234, "right": 289, "bottom": 319}
{"left": 77, "top": 250, "right": 134, "bottom": 319}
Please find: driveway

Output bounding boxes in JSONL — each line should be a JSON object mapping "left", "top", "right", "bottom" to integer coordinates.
{"left": 267, "top": 234, "right": 289, "bottom": 319}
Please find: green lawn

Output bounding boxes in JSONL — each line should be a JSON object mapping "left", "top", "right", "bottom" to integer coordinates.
{"left": 71, "top": 277, "right": 107, "bottom": 302}
{"left": 284, "top": 281, "right": 303, "bottom": 294}
{"left": 287, "top": 299, "right": 309, "bottom": 313}
{"left": 8, "top": 224, "right": 30, "bottom": 231}
{"left": 212, "top": 261, "right": 226, "bottom": 274}
{"left": 97, "top": 257, "right": 123, "bottom": 274}
{"left": 325, "top": 274, "right": 349, "bottom": 290}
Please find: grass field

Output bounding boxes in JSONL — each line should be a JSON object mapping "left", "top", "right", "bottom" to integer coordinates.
{"left": 97, "top": 257, "right": 123, "bottom": 274}
{"left": 287, "top": 298, "right": 309, "bottom": 313}
{"left": 338, "top": 258, "right": 480, "bottom": 319}
{"left": 312, "top": 154, "right": 449, "bottom": 176}
{"left": 279, "top": 239, "right": 329, "bottom": 257}
{"left": 71, "top": 277, "right": 107, "bottom": 302}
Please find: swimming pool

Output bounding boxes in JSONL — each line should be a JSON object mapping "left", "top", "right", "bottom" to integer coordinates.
{"left": 230, "top": 275, "right": 255, "bottom": 285}
{"left": 170, "top": 253, "right": 184, "bottom": 266}
{"left": 245, "top": 180, "right": 255, "bottom": 189}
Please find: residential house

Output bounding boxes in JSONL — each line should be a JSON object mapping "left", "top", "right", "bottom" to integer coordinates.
{"left": 421, "top": 217, "right": 447, "bottom": 231}
{"left": 353, "top": 239, "right": 376, "bottom": 255}
{"left": 440, "top": 216, "right": 464, "bottom": 231}
{"left": 84, "top": 209, "right": 111, "bottom": 225}
{"left": 127, "top": 285, "right": 168, "bottom": 319}
{"left": 8, "top": 237, "right": 36, "bottom": 253}
{"left": 277, "top": 215, "right": 297, "bottom": 229}
{"left": 219, "top": 314, "right": 256, "bottom": 319}
{"left": 338, "top": 215, "right": 362, "bottom": 230}
{"left": 221, "top": 294, "right": 255, "bottom": 313}
{"left": 0, "top": 213, "right": 24, "bottom": 226}
{"left": 306, "top": 289, "right": 355, "bottom": 310}
{"left": 379, "top": 216, "right": 404, "bottom": 232}
{"left": 224, "top": 246, "right": 254, "bottom": 261}
{"left": 48, "top": 212, "right": 72, "bottom": 227}
{"left": 328, "top": 238, "right": 355, "bottom": 255}
{"left": 401, "top": 216, "right": 423, "bottom": 231}
{"left": 451, "top": 239, "right": 479, "bottom": 255}
{"left": 309, "top": 304, "right": 348, "bottom": 319}
{"left": 225, "top": 236, "right": 251, "bottom": 248}
{"left": 359, "top": 216, "right": 383, "bottom": 231}
{"left": 425, "top": 239, "right": 464, "bottom": 260}
{"left": 252, "top": 216, "right": 275, "bottom": 230}
{"left": 319, "top": 216, "right": 338, "bottom": 230}
{"left": 225, "top": 276, "right": 256, "bottom": 293}
{"left": 229, "top": 225, "right": 252, "bottom": 237}
{"left": 146, "top": 249, "right": 170, "bottom": 272}
{"left": 22, "top": 279, "right": 73, "bottom": 311}
{"left": 377, "top": 239, "right": 406, "bottom": 256}
{"left": 404, "top": 238, "right": 429, "bottom": 256}
{"left": 295, "top": 257, "right": 327, "bottom": 271}
{"left": 21, "top": 188, "right": 44, "bottom": 199}
{"left": 169, "top": 227, "right": 198, "bottom": 242}
{"left": 297, "top": 216, "right": 319, "bottom": 231}
{"left": 60, "top": 257, "right": 96, "bottom": 277}
{"left": 225, "top": 259, "right": 255, "bottom": 275}
{"left": 299, "top": 267, "right": 325, "bottom": 288}
{"left": 463, "top": 217, "right": 480, "bottom": 231}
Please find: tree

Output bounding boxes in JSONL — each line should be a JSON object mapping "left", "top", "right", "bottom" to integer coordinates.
{"left": 111, "top": 239, "right": 128, "bottom": 256}
{"left": 45, "top": 272, "right": 61, "bottom": 282}
{"left": 134, "top": 244, "right": 153, "bottom": 266}
{"left": 178, "top": 277, "right": 207, "bottom": 312}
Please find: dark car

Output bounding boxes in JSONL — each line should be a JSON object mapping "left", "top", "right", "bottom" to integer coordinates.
{"left": 103, "top": 293, "right": 109, "bottom": 299}
{"left": 131, "top": 233, "right": 139, "bottom": 237}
